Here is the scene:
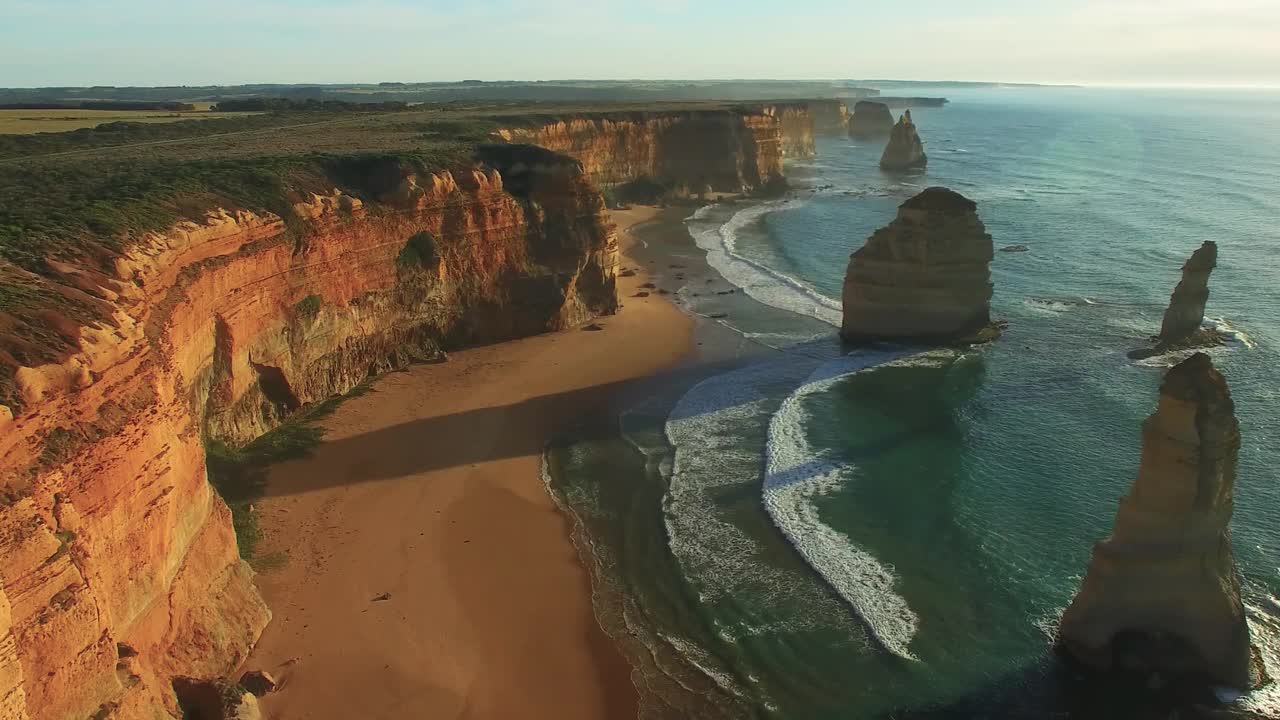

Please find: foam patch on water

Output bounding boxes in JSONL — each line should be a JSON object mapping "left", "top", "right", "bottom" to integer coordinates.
{"left": 663, "top": 358, "right": 859, "bottom": 635}
{"left": 1132, "top": 317, "right": 1257, "bottom": 368}
{"left": 686, "top": 202, "right": 843, "bottom": 327}
{"left": 763, "top": 349, "right": 922, "bottom": 661}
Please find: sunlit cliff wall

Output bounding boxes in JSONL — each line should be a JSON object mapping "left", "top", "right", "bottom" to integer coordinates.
{"left": 0, "top": 148, "right": 617, "bottom": 719}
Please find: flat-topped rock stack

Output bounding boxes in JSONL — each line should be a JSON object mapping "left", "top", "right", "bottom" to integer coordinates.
{"left": 841, "top": 187, "right": 996, "bottom": 344}
{"left": 849, "top": 101, "right": 895, "bottom": 138}
{"left": 880, "top": 110, "right": 927, "bottom": 170}
{"left": 1060, "top": 352, "right": 1264, "bottom": 691}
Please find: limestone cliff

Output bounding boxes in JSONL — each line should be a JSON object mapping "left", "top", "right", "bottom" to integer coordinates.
{"left": 808, "top": 99, "right": 850, "bottom": 134}
{"left": 762, "top": 103, "right": 816, "bottom": 159}
{"left": 1059, "top": 353, "right": 1262, "bottom": 691}
{"left": 0, "top": 147, "right": 617, "bottom": 719}
{"left": 880, "top": 110, "right": 928, "bottom": 171}
{"left": 1161, "top": 241, "right": 1218, "bottom": 344}
{"left": 841, "top": 187, "right": 995, "bottom": 344}
{"left": 495, "top": 109, "right": 786, "bottom": 196}
{"left": 849, "top": 101, "right": 895, "bottom": 138}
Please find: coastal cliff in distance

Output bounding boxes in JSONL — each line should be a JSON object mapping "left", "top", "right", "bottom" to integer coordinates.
{"left": 841, "top": 187, "right": 996, "bottom": 344}
{"left": 763, "top": 103, "right": 817, "bottom": 159}
{"left": 0, "top": 146, "right": 618, "bottom": 719}
{"left": 808, "top": 99, "right": 850, "bottom": 134}
{"left": 880, "top": 110, "right": 927, "bottom": 170}
{"left": 1059, "top": 353, "right": 1263, "bottom": 691}
{"left": 849, "top": 101, "right": 895, "bottom": 138}
{"left": 496, "top": 108, "right": 788, "bottom": 196}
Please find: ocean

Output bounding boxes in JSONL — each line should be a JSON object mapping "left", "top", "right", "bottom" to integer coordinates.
{"left": 545, "top": 86, "right": 1280, "bottom": 719}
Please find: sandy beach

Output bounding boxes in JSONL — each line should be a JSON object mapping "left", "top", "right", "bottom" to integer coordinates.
{"left": 244, "top": 207, "right": 693, "bottom": 719}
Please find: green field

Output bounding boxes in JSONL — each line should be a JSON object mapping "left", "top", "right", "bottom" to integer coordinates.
{"left": 0, "top": 107, "right": 256, "bottom": 135}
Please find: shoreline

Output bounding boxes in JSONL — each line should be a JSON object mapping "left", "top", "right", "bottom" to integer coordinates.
{"left": 243, "top": 206, "right": 695, "bottom": 719}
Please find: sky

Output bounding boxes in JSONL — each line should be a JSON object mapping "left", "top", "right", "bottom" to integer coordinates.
{"left": 2, "top": 0, "right": 1278, "bottom": 88}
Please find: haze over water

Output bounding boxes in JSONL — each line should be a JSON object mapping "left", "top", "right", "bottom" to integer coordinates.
{"left": 547, "top": 86, "right": 1280, "bottom": 719}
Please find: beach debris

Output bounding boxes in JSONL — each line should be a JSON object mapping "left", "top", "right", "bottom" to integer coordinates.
{"left": 582, "top": 323, "right": 605, "bottom": 332}
{"left": 716, "top": 289, "right": 736, "bottom": 295}
{"left": 657, "top": 289, "right": 671, "bottom": 295}
{"left": 620, "top": 268, "right": 638, "bottom": 277}
{"left": 708, "top": 312, "right": 728, "bottom": 319}
{"left": 239, "top": 670, "right": 278, "bottom": 697}
{"left": 640, "top": 282, "right": 656, "bottom": 289}
{"left": 633, "top": 291, "right": 650, "bottom": 298}
{"left": 371, "top": 592, "right": 392, "bottom": 602}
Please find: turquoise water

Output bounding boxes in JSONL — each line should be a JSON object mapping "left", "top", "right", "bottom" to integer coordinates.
{"left": 547, "top": 87, "right": 1280, "bottom": 719}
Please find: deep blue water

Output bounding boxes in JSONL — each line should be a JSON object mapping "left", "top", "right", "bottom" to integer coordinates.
{"left": 547, "top": 87, "right": 1280, "bottom": 719}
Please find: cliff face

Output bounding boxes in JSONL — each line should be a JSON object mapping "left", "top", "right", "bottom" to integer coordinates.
{"left": 841, "top": 187, "right": 995, "bottom": 344}
{"left": 496, "top": 109, "right": 785, "bottom": 195}
{"left": 762, "top": 104, "right": 816, "bottom": 159}
{"left": 849, "top": 101, "right": 895, "bottom": 138}
{"left": 880, "top": 110, "right": 927, "bottom": 171}
{"left": 0, "top": 149, "right": 617, "bottom": 719}
{"left": 1059, "top": 353, "right": 1260, "bottom": 690}
{"left": 1160, "top": 241, "right": 1218, "bottom": 345}
{"left": 808, "top": 99, "right": 850, "bottom": 134}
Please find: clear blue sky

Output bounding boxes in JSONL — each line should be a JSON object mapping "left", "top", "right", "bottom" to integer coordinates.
{"left": 3, "top": 0, "right": 1277, "bottom": 88}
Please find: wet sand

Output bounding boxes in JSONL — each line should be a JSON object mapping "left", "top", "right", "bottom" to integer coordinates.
{"left": 244, "top": 207, "right": 695, "bottom": 719}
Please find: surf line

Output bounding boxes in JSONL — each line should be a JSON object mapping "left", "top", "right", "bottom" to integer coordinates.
{"left": 762, "top": 349, "right": 922, "bottom": 661}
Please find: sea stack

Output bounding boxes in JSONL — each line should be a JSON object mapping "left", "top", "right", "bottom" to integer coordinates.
{"left": 1130, "top": 241, "right": 1223, "bottom": 359}
{"left": 849, "top": 101, "right": 895, "bottom": 138}
{"left": 1059, "top": 353, "right": 1262, "bottom": 690}
{"left": 1160, "top": 241, "right": 1218, "bottom": 344}
{"left": 841, "top": 187, "right": 995, "bottom": 344}
{"left": 880, "top": 110, "right": 927, "bottom": 170}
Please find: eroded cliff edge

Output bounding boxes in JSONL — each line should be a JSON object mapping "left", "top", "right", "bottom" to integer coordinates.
{"left": 0, "top": 146, "right": 620, "bottom": 719}
{"left": 495, "top": 107, "right": 789, "bottom": 196}
{"left": 1060, "top": 353, "right": 1264, "bottom": 692}
{"left": 0, "top": 104, "right": 796, "bottom": 718}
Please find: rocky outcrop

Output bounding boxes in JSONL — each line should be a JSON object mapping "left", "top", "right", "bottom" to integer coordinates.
{"left": 1129, "top": 242, "right": 1225, "bottom": 359}
{"left": 0, "top": 147, "right": 617, "bottom": 718}
{"left": 808, "top": 99, "right": 850, "bottom": 134}
{"left": 496, "top": 109, "right": 786, "bottom": 196}
{"left": 849, "top": 101, "right": 895, "bottom": 139}
{"left": 1161, "top": 241, "right": 1218, "bottom": 343}
{"left": 1059, "top": 353, "right": 1263, "bottom": 691}
{"left": 841, "top": 187, "right": 996, "bottom": 344}
{"left": 762, "top": 103, "right": 816, "bottom": 159}
{"left": 880, "top": 110, "right": 927, "bottom": 171}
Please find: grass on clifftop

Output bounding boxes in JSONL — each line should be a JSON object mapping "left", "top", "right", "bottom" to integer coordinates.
{"left": 206, "top": 381, "right": 372, "bottom": 566}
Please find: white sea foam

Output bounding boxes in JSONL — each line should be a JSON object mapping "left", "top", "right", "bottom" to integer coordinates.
{"left": 663, "top": 358, "right": 859, "bottom": 638}
{"left": 763, "top": 349, "right": 923, "bottom": 661}
{"left": 686, "top": 202, "right": 843, "bottom": 326}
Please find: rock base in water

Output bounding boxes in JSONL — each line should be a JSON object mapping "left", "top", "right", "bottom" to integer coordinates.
{"left": 1059, "top": 353, "right": 1265, "bottom": 692}
{"left": 841, "top": 187, "right": 996, "bottom": 344}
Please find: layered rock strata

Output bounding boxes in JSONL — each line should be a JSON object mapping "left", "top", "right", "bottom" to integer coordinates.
{"left": 496, "top": 109, "right": 786, "bottom": 196}
{"left": 0, "top": 147, "right": 618, "bottom": 718}
{"left": 849, "top": 101, "right": 895, "bottom": 138}
{"left": 841, "top": 187, "right": 996, "bottom": 344}
{"left": 1059, "top": 353, "right": 1262, "bottom": 691}
{"left": 880, "top": 110, "right": 928, "bottom": 171}
{"left": 762, "top": 103, "right": 816, "bottom": 159}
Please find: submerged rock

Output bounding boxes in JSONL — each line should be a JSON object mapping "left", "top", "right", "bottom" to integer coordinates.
{"left": 880, "top": 110, "right": 927, "bottom": 170}
{"left": 841, "top": 187, "right": 996, "bottom": 344}
{"left": 849, "top": 101, "right": 895, "bottom": 138}
{"left": 1059, "top": 353, "right": 1264, "bottom": 691}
